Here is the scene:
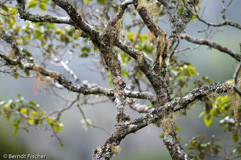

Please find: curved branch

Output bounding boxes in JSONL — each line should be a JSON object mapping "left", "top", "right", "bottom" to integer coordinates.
{"left": 52, "top": 0, "right": 100, "bottom": 45}
{"left": 133, "top": 0, "right": 163, "bottom": 37}
{"left": 93, "top": 81, "right": 233, "bottom": 159}
{"left": 107, "top": 0, "right": 133, "bottom": 27}
{"left": 180, "top": 33, "right": 241, "bottom": 61}
{"left": 16, "top": 0, "right": 75, "bottom": 25}
{"left": 0, "top": 53, "right": 155, "bottom": 100}
{"left": 183, "top": 0, "right": 241, "bottom": 30}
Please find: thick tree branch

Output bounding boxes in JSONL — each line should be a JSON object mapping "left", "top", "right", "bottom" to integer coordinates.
{"left": 0, "top": 53, "right": 155, "bottom": 100}
{"left": 52, "top": 0, "right": 100, "bottom": 45}
{"left": 180, "top": 33, "right": 241, "bottom": 61}
{"left": 16, "top": 0, "right": 75, "bottom": 25}
{"left": 93, "top": 81, "right": 233, "bottom": 159}
{"left": 163, "top": 124, "right": 189, "bottom": 160}
{"left": 0, "top": 30, "right": 155, "bottom": 101}
{"left": 133, "top": 0, "right": 163, "bottom": 37}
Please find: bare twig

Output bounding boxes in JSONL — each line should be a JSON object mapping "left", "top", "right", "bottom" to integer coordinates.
{"left": 180, "top": 33, "right": 241, "bottom": 61}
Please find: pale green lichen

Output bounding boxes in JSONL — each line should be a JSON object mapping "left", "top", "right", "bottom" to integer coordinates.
{"left": 137, "top": 0, "right": 160, "bottom": 20}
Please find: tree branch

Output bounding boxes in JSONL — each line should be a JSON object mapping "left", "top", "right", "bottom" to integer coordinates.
{"left": 93, "top": 81, "right": 233, "bottom": 159}
{"left": 52, "top": 0, "right": 100, "bottom": 45}
{"left": 180, "top": 33, "right": 241, "bottom": 61}
{"left": 16, "top": 0, "right": 75, "bottom": 25}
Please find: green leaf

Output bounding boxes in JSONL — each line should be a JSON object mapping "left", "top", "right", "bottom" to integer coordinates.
{"left": 199, "top": 111, "right": 206, "bottom": 118}
{"left": 122, "top": 70, "right": 128, "bottom": 78}
{"left": 20, "top": 108, "right": 28, "bottom": 114}
{"left": 191, "top": 15, "right": 196, "bottom": 22}
{"left": 13, "top": 127, "right": 18, "bottom": 136}
{"left": 55, "top": 29, "right": 64, "bottom": 35}
{"left": 39, "top": 3, "right": 46, "bottom": 12}
{"left": 45, "top": 117, "right": 52, "bottom": 124}
{"left": 202, "top": 76, "right": 211, "bottom": 84}
{"left": 28, "top": 101, "right": 37, "bottom": 107}
{"left": 54, "top": 123, "right": 62, "bottom": 133}
{"left": 9, "top": 8, "right": 17, "bottom": 15}
{"left": 97, "top": 0, "right": 107, "bottom": 5}
{"left": 25, "top": 69, "right": 30, "bottom": 77}
{"left": 232, "top": 132, "right": 239, "bottom": 143}
{"left": 127, "top": 32, "right": 134, "bottom": 41}
{"left": 79, "top": 53, "right": 88, "bottom": 58}
{"left": 177, "top": 6, "right": 184, "bottom": 17}
{"left": 2, "top": 4, "right": 9, "bottom": 12}
{"left": 23, "top": 127, "right": 29, "bottom": 133}
{"left": 12, "top": 120, "right": 21, "bottom": 127}
{"left": 7, "top": 115, "right": 11, "bottom": 121}
{"left": 46, "top": 22, "right": 55, "bottom": 29}
{"left": 10, "top": 17, "right": 15, "bottom": 25}
{"left": 28, "top": 119, "right": 34, "bottom": 125}
{"left": 149, "top": 102, "right": 153, "bottom": 107}
{"left": 174, "top": 125, "right": 180, "bottom": 132}
{"left": 27, "top": 0, "right": 37, "bottom": 9}
{"left": 22, "top": 49, "right": 32, "bottom": 57}
{"left": 84, "top": 0, "right": 89, "bottom": 3}
{"left": 204, "top": 114, "right": 212, "bottom": 127}
{"left": 13, "top": 72, "right": 19, "bottom": 80}
{"left": 159, "top": 133, "right": 164, "bottom": 139}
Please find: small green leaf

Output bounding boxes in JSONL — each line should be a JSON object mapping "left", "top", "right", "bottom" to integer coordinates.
{"left": 55, "top": 29, "right": 64, "bottom": 35}
{"left": 13, "top": 72, "right": 19, "bottom": 80}
{"left": 122, "top": 70, "right": 128, "bottom": 78}
{"left": 127, "top": 32, "right": 134, "bottom": 41}
{"left": 20, "top": 108, "right": 28, "bottom": 114}
{"left": 199, "top": 111, "right": 206, "bottom": 118}
{"left": 232, "top": 132, "right": 239, "bottom": 143}
{"left": 27, "top": 0, "right": 37, "bottom": 9}
{"left": 149, "top": 102, "right": 153, "bottom": 107}
{"left": 9, "top": 8, "right": 16, "bottom": 15}
{"left": 159, "top": 133, "right": 164, "bottom": 139}
{"left": 2, "top": 4, "right": 9, "bottom": 12}
{"left": 12, "top": 120, "right": 21, "bottom": 127}
{"left": 45, "top": 117, "right": 52, "bottom": 123}
{"left": 22, "top": 49, "right": 32, "bottom": 57}
{"left": 7, "top": 115, "right": 11, "bottom": 121}
{"left": 46, "top": 22, "right": 55, "bottom": 29}
{"left": 28, "top": 101, "right": 37, "bottom": 107}
{"left": 177, "top": 6, "right": 184, "bottom": 17}
{"left": 13, "top": 127, "right": 18, "bottom": 136}
{"left": 28, "top": 119, "right": 34, "bottom": 125}
{"left": 25, "top": 69, "right": 30, "bottom": 77}
{"left": 174, "top": 125, "right": 180, "bottom": 132}
{"left": 97, "top": 0, "right": 107, "bottom": 5}
{"left": 60, "top": 143, "right": 64, "bottom": 147}
{"left": 23, "top": 127, "right": 29, "bottom": 133}
{"left": 54, "top": 123, "right": 62, "bottom": 133}
{"left": 39, "top": 3, "right": 46, "bottom": 12}
{"left": 191, "top": 15, "right": 196, "bottom": 22}
{"left": 79, "top": 53, "right": 88, "bottom": 58}
{"left": 204, "top": 114, "right": 212, "bottom": 127}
